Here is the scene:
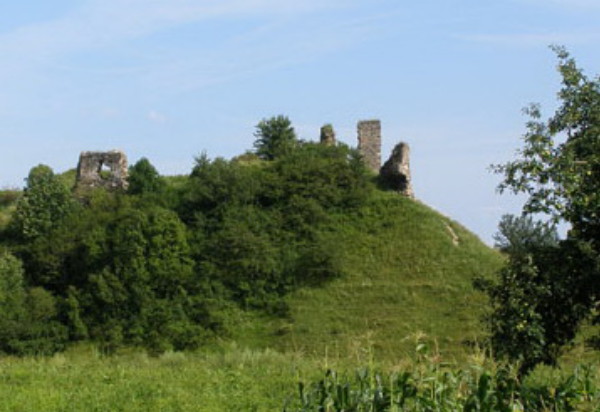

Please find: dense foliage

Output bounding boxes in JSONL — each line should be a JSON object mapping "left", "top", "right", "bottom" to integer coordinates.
{"left": 286, "top": 364, "right": 599, "bottom": 411}
{"left": 487, "top": 47, "right": 600, "bottom": 372}
{"left": 0, "top": 117, "right": 372, "bottom": 354}
{"left": 253, "top": 114, "right": 298, "bottom": 160}
{"left": 9, "top": 164, "right": 77, "bottom": 241}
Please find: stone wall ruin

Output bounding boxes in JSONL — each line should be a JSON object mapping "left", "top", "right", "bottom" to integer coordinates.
{"left": 320, "top": 124, "right": 336, "bottom": 146}
{"left": 76, "top": 150, "right": 129, "bottom": 190}
{"left": 380, "top": 142, "right": 414, "bottom": 198}
{"left": 357, "top": 120, "right": 381, "bottom": 173}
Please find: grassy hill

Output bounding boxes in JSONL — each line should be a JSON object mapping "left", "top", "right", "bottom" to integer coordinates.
{"left": 230, "top": 192, "right": 503, "bottom": 361}
{"left": 2, "top": 175, "right": 502, "bottom": 360}
{"left": 2, "top": 166, "right": 597, "bottom": 411}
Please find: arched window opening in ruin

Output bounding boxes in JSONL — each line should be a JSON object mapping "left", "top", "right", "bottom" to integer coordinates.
{"left": 98, "top": 162, "right": 114, "bottom": 180}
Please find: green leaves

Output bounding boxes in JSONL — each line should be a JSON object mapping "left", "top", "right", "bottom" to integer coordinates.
{"left": 495, "top": 47, "right": 600, "bottom": 234}
{"left": 288, "top": 363, "right": 599, "bottom": 411}
{"left": 11, "top": 165, "right": 77, "bottom": 241}
{"left": 490, "top": 47, "right": 600, "bottom": 373}
{"left": 253, "top": 115, "right": 298, "bottom": 160}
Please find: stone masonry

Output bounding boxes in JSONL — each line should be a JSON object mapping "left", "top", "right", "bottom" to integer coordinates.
{"left": 320, "top": 124, "right": 336, "bottom": 146}
{"left": 380, "top": 142, "right": 414, "bottom": 198}
{"left": 357, "top": 120, "right": 381, "bottom": 173}
{"left": 76, "top": 150, "right": 129, "bottom": 190}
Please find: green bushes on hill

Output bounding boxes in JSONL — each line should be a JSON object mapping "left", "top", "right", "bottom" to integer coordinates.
{"left": 0, "top": 121, "right": 374, "bottom": 355}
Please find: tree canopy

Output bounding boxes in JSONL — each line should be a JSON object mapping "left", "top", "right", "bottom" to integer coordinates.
{"left": 253, "top": 115, "right": 298, "bottom": 160}
{"left": 487, "top": 46, "right": 600, "bottom": 372}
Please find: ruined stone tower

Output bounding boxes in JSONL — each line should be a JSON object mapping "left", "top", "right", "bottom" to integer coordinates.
{"left": 380, "top": 142, "right": 414, "bottom": 198}
{"left": 320, "top": 124, "right": 336, "bottom": 146}
{"left": 76, "top": 150, "right": 129, "bottom": 191}
{"left": 357, "top": 120, "right": 381, "bottom": 173}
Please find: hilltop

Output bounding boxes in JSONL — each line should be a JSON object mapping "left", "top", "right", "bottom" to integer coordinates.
{"left": 0, "top": 172, "right": 502, "bottom": 360}
{"left": 0, "top": 118, "right": 504, "bottom": 359}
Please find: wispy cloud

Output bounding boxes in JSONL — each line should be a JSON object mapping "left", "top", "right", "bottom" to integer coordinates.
{"left": 0, "top": 0, "right": 373, "bottom": 92}
{"left": 0, "top": 0, "right": 350, "bottom": 66}
{"left": 456, "top": 31, "right": 600, "bottom": 48}
{"left": 142, "top": 13, "right": 388, "bottom": 92}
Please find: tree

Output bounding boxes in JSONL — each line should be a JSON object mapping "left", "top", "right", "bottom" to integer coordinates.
{"left": 494, "top": 46, "right": 600, "bottom": 241}
{"left": 253, "top": 115, "right": 298, "bottom": 160}
{"left": 489, "top": 46, "right": 600, "bottom": 371}
{"left": 10, "top": 165, "right": 76, "bottom": 241}
{"left": 492, "top": 214, "right": 558, "bottom": 256}
{"left": 0, "top": 251, "right": 67, "bottom": 355}
{"left": 481, "top": 215, "right": 591, "bottom": 373}
{"left": 127, "top": 157, "right": 165, "bottom": 196}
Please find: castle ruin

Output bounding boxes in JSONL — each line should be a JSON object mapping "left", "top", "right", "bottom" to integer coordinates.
{"left": 380, "top": 142, "right": 414, "bottom": 198}
{"left": 320, "top": 124, "right": 336, "bottom": 146}
{"left": 76, "top": 150, "right": 129, "bottom": 191}
{"left": 353, "top": 119, "right": 414, "bottom": 197}
{"left": 357, "top": 120, "right": 381, "bottom": 173}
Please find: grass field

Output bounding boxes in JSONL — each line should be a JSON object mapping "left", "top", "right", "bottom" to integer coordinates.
{"left": 0, "top": 343, "right": 597, "bottom": 411}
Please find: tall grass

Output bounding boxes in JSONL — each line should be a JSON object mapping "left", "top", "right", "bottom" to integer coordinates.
{"left": 0, "top": 343, "right": 597, "bottom": 411}
{"left": 286, "top": 363, "right": 599, "bottom": 411}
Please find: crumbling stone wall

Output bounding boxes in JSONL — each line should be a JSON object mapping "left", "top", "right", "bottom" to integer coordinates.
{"left": 320, "top": 124, "right": 336, "bottom": 146}
{"left": 380, "top": 142, "right": 414, "bottom": 198}
{"left": 76, "top": 150, "right": 129, "bottom": 190}
{"left": 357, "top": 120, "right": 381, "bottom": 173}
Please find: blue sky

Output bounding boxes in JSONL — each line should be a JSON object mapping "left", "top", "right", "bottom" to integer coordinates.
{"left": 1, "top": 0, "right": 599, "bottom": 243}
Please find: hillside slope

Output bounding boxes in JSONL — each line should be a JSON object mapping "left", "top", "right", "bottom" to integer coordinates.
{"left": 232, "top": 192, "right": 504, "bottom": 361}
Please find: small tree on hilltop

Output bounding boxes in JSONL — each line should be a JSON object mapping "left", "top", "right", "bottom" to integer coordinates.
{"left": 253, "top": 115, "right": 298, "bottom": 160}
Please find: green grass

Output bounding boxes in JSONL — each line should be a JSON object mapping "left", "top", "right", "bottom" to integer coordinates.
{"left": 0, "top": 344, "right": 325, "bottom": 411}
{"left": 0, "top": 343, "right": 596, "bottom": 411}
{"left": 232, "top": 192, "right": 504, "bottom": 361}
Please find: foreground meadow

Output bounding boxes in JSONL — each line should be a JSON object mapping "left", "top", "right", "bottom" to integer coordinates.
{"left": 0, "top": 343, "right": 598, "bottom": 411}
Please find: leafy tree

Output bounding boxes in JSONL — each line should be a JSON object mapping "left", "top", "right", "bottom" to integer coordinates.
{"left": 10, "top": 165, "right": 76, "bottom": 241}
{"left": 127, "top": 157, "right": 165, "bottom": 196}
{"left": 268, "top": 143, "right": 371, "bottom": 212}
{"left": 17, "top": 188, "right": 216, "bottom": 352}
{"left": 253, "top": 115, "right": 298, "bottom": 160}
{"left": 489, "top": 46, "right": 600, "bottom": 371}
{"left": 0, "top": 251, "right": 26, "bottom": 321}
{"left": 180, "top": 143, "right": 367, "bottom": 313}
{"left": 73, "top": 203, "right": 213, "bottom": 351}
{"left": 181, "top": 154, "right": 264, "bottom": 221}
{"left": 493, "top": 214, "right": 558, "bottom": 255}
{"left": 0, "top": 251, "right": 67, "bottom": 355}
{"left": 494, "top": 46, "right": 600, "bottom": 241}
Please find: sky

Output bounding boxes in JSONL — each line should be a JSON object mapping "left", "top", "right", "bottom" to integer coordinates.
{"left": 1, "top": 0, "right": 599, "bottom": 244}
